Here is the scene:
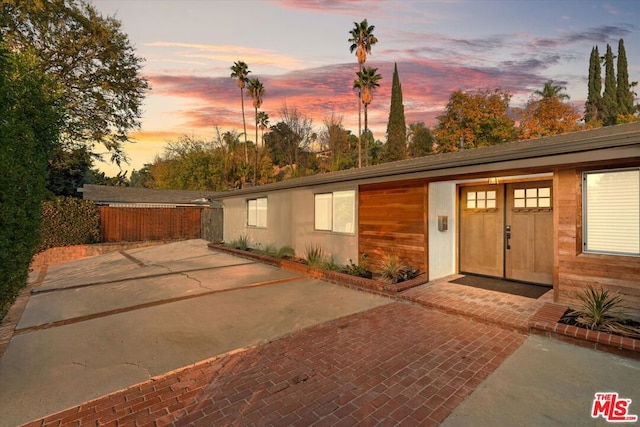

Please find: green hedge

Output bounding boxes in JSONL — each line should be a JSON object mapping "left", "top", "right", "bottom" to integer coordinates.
{"left": 38, "top": 197, "right": 101, "bottom": 251}
{"left": 0, "top": 45, "right": 60, "bottom": 318}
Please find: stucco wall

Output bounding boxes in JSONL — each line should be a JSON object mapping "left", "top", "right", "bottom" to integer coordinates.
{"left": 221, "top": 187, "right": 358, "bottom": 265}
{"left": 428, "top": 182, "right": 457, "bottom": 280}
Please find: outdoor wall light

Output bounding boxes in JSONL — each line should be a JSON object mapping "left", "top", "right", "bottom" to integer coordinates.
{"left": 488, "top": 177, "right": 499, "bottom": 185}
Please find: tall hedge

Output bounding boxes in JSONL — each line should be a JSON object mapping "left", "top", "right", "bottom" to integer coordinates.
{"left": 0, "top": 44, "right": 61, "bottom": 317}
{"left": 38, "top": 197, "right": 101, "bottom": 251}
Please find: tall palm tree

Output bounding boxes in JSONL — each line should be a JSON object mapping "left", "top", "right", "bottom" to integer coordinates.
{"left": 246, "top": 78, "right": 265, "bottom": 184}
{"left": 354, "top": 66, "right": 382, "bottom": 167}
{"left": 348, "top": 19, "right": 378, "bottom": 168}
{"left": 230, "top": 61, "right": 251, "bottom": 164}
{"left": 535, "top": 80, "right": 570, "bottom": 100}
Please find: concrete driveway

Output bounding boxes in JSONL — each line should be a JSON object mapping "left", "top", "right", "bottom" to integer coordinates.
{"left": 0, "top": 240, "right": 390, "bottom": 426}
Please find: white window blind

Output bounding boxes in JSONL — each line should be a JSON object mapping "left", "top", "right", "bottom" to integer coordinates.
{"left": 584, "top": 169, "right": 640, "bottom": 255}
{"left": 333, "top": 190, "right": 355, "bottom": 233}
{"left": 315, "top": 193, "right": 332, "bottom": 230}
{"left": 247, "top": 197, "right": 267, "bottom": 227}
{"left": 314, "top": 190, "right": 355, "bottom": 233}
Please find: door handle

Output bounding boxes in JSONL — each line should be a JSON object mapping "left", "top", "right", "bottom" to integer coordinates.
{"left": 505, "top": 225, "right": 511, "bottom": 250}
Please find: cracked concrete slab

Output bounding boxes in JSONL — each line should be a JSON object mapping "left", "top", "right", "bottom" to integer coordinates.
{"left": 0, "top": 240, "right": 390, "bottom": 426}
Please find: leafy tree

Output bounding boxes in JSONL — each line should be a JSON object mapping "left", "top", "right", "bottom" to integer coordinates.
{"left": 319, "top": 112, "right": 355, "bottom": 171}
{"left": 265, "top": 121, "right": 301, "bottom": 170}
{"left": 601, "top": 44, "right": 618, "bottom": 126}
{"left": 616, "top": 39, "right": 635, "bottom": 118}
{"left": 384, "top": 63, "right": 407, "bottom": 162}
{"left": 407, "top": 122, "right": 434, "bottom": 157}
{"left": 280, "top": 104, "right": 314, "bottom": 170}
{"left": 354, "top": 66, "right": 382, "bottom": 167}
{"left": 0, "top": 42, "right": 61, "bottom": 316}
{"left": 348, "top": 19, "right": 378, "bottom": 168}
{"left": 3, "top": 0, "right": 149, "bottom": 164}
{"left": 516, "top": 81, "right": 580, "bottom": 139}
{"left": 46, "top": 145, "right": 92, "bottom": 197}
{"left": 246, "top": 77, "right": 264, "bottom": 184}
{"left": 434, "top": 89, "right": 515, "bottom": 152}
{"left": 230, "top": 60, "right": 251, "bottom": 163}
{"left": 129, "top": 166, "right": 154, "bottom": 188}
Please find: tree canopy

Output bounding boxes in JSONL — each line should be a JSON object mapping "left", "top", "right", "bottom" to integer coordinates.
{"left": 2, "top": 0, "right": 149, "bottom": 164}
{"left": 385, "top": 63, "right": 407, "bottom": 162}
{"left": 434, "top": 89, "right": 515, "bottom": 152}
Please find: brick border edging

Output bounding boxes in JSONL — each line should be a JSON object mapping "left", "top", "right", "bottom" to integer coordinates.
{"left": 528, "top": 303, "right": 639, "bottom": 359}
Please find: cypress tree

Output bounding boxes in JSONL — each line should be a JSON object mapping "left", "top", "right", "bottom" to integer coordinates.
{"left": 601, "top": 44, "right": 618, "bottom": 126}
{"left": 616, "top": 39, "right": 634, "bottom": 116}
{"left": 584, "top": 46, "right": 602, "bottom": 123}
{"left": 384, "top": 62, "right": 407, "bottom": 161}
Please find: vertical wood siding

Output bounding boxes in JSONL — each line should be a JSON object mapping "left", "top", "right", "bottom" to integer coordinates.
{"left": 99, "top": 207, "right": 202, "bottom": 242}
{"left": 555, "top": 167, "right": 640, "bottom": 320}
{"left": 358, "top": 180, "right": 428, "bottom": 274}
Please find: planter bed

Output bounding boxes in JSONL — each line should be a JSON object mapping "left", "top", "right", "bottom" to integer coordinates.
{"left": 207, "top": 243, "right": 428, "bottom": 294}
{"left": 528, "top": 303, "right": 639, "bottom": 359}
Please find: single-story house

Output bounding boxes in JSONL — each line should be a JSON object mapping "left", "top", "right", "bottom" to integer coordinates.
{"left": 212, "top": 122, "right": 640, "bottom": 319}
{"left": 80, "top": 184, "right": 222, "bottom": 242}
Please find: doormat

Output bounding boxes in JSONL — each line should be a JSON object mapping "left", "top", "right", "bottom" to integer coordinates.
{"left": 451, "top": 274, "right": 550, "bottom": 299}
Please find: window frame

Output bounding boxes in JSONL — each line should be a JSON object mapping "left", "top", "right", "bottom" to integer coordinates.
{"left": 247, "top": 197, "right": 267, "bottom": 228}
{"left": 582, "top": 167, "right": 640, "bottom": 257}
{"left": 314, "top": 190, "right": 356, "bottom": 234}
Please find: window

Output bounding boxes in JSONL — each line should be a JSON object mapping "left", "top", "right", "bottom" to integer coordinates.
{"left": 466, "top": 190, "right": 496, "bottom": 209}
{"left": 247, "top": 197, "right": 267, "bottom": 227}
{"left": 315, "top": 190, "right": 355, "bottom": 233}
{"left": 513, "top": 187, "right": 551, "bottom": 208}
{"left": 583, "top": 168, "right": 639, "bottom": 256}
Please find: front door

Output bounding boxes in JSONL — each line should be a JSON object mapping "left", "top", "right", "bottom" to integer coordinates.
{"left": 505, "top": 181, "right": 553, "bottom": 285}
{"left": 459, "top": 181, "right": 553, "bottom": 285}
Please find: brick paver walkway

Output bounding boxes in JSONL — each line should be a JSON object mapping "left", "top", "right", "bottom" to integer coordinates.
{"left": 402, "top": 278, "right": 550, "bottom": 332}
{"left": 24, "top": 302, "right": 526, "bottom": 426}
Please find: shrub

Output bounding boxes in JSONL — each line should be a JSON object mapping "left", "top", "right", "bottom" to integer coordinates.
{"left": 339, "top": 257, "right": 373, "bottom": 279}
{"left": 276, "top": 245, "right": 295, "bottom": 259}
{"left": 227, "top": 235, "right": 250, "bottom": 251}
{"left": 374, "top": 254, "right": 421, "bottom": 284}
{"left": 37, "top": 197, "right": 101, "bottom": 251}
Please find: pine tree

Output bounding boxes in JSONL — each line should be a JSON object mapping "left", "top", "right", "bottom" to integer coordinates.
{"left": 384, "top": 63, "right": 407, "bottom": 162}
{"left": 584, "top": 46, "right": 602, "bottom": 123}
{"left": 616, "top": 39, "right": 634, "bottom": 116}
{"left": 601, "top": 44, "right": 618, "bottom": 126}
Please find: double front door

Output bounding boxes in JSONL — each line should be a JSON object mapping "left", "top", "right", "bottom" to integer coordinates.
{"left": 459, "top": 181, "right": 553, "bottom": 285}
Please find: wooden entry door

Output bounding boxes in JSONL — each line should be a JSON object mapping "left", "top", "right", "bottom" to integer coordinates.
{"left": 459, "top": 185, "right": 504, "bottom": 277}
{"left": 459, "top": 181, "right": 553, "bottom": 285}
{"left": 505, "top": 181, "right": 553, "bottom": 285}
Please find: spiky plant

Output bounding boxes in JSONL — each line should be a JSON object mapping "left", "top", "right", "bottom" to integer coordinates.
{"left": 375, "top": 254, "right": 407, "bottom": 284}
{"left": 571, "top": 286, "right": 626, "bottom": 330}
{"left": 304, "top": 244, "right": 325, "bottom": 267}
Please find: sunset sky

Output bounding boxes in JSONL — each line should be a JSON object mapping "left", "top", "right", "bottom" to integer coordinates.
{"left": 90, "top": 0, "right": 640, "bottom": 175}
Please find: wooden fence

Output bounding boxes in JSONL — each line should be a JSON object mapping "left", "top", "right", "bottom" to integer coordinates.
{"left": 99, "top": 206, "right": 222, "bottom": 243}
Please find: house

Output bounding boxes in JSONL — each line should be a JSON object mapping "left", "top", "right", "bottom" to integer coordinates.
{"left": 80, "top": 184, "right": 222, "bottom": 242}
{"left": 212, "top": 122, "right": 640, "bottom": 319}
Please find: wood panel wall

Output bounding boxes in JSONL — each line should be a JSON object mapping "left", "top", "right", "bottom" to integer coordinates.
{"left": 555, "top": 167, "right": 640, "bottom": 320}
{"left": 358, "top": 180, "right": 428, "bottom": 275}
{"left": 99, "top": 207, "right": 202, "bottom": 242}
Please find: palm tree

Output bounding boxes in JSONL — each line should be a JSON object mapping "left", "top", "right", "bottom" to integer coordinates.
{"left": 246, "top": 78, "right": 265, "bottom": 184}
{"left": 535, "top": 80, "right": 570, "bottom": 100}
{"left": 257, "top": 111, "right": 269, "bottom": 148}
{"left": 354, "top": 66, "right": 382, "bottom": 167}
{"left": 230, "top": 61, "right": 251, "bottom": 164}
{"left": 348, "top": 19, "right": 378, "bottom": 168}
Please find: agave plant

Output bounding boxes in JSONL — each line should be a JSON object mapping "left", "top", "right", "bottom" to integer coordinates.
{"left": 571, "top": 285, "right": 626, "bottom": 330}
{"left": 304, "top": 244, "right": 324, "bottom": 267}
